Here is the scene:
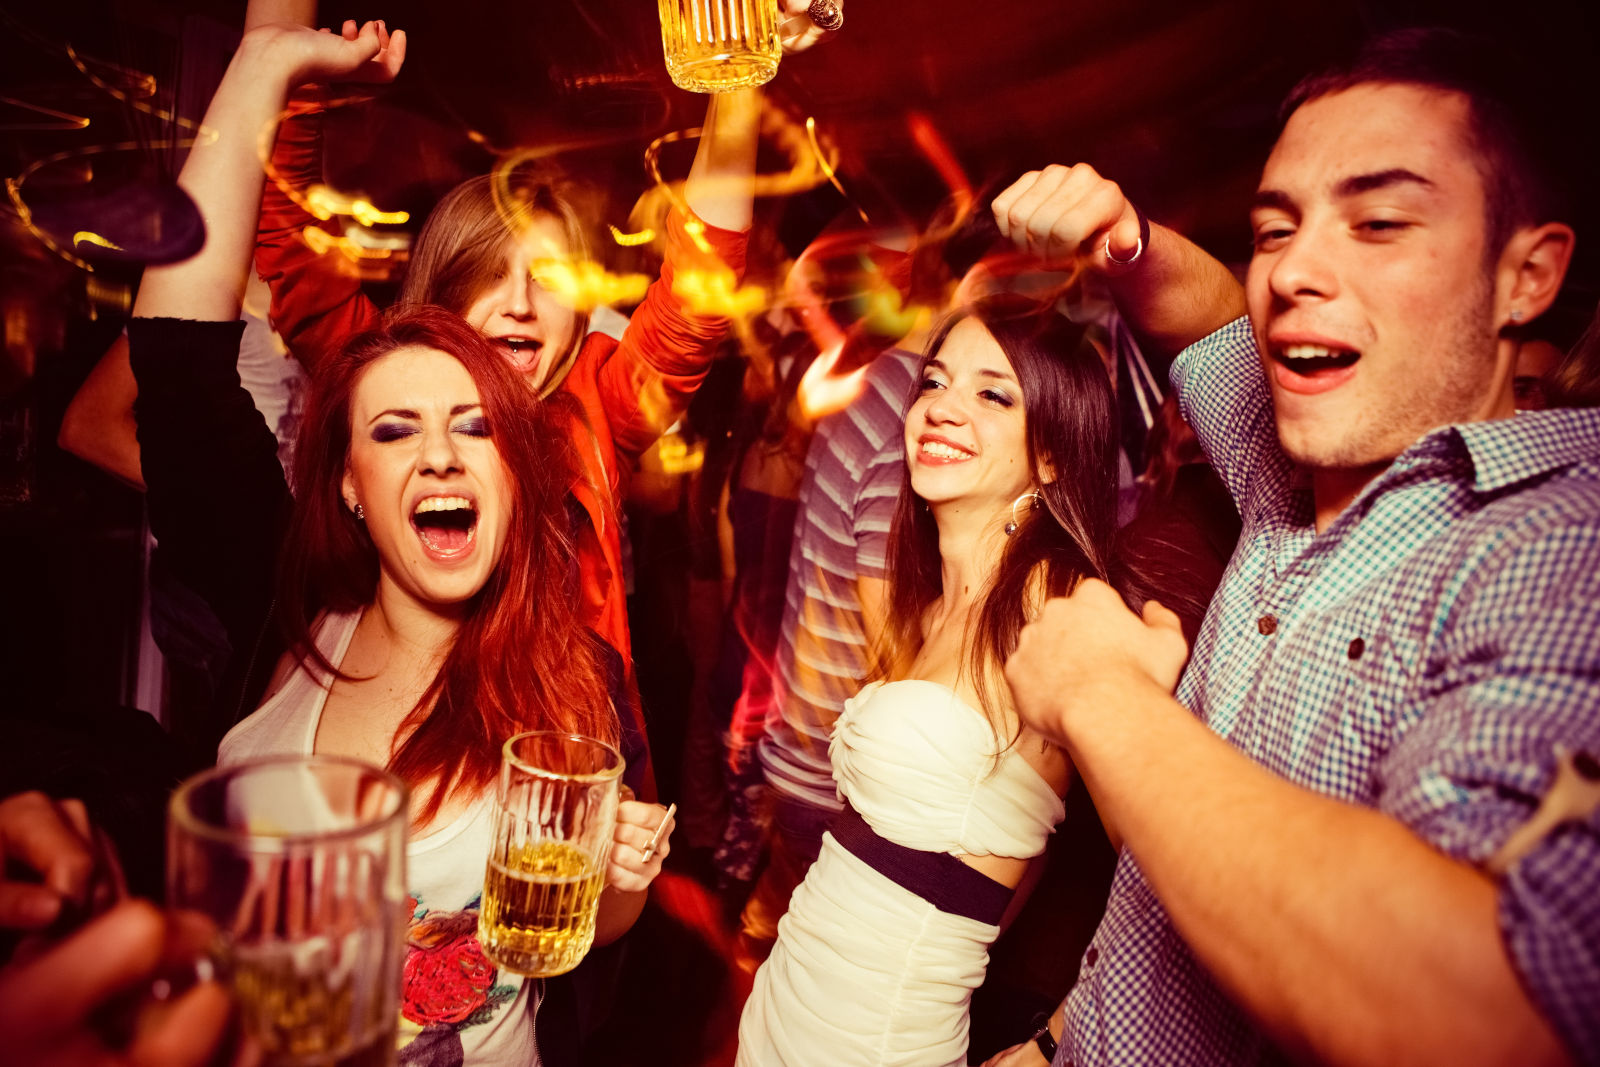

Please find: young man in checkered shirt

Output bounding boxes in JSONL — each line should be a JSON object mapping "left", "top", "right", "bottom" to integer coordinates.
{"left": 985, "top": 28, "right": 1599, "bottom": 1067}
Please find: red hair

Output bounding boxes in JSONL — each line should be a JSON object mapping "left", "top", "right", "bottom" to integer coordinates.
{"left": 277, "top": 306, "right": 615, "bottom": 822}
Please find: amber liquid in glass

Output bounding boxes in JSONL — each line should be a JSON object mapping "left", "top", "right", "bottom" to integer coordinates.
{"left": 228, "top": 937, "right": 396, "bottom": 1067}
{"left": 479, "top": 840, "right": 606, "bottom": 977}
{"left": 658, "top": 0, "right": 781, "bottom": 93}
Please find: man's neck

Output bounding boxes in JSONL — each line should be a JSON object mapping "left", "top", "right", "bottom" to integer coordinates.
{"left": 1309, "top": 366, "right": 1522, "bottom": 533}
{"left": 1311, "top": 463, "right": 1392, "bottom": 533}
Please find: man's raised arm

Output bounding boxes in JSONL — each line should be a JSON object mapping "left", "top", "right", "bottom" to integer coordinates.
{"left": 992, "top": 163, "right": 1245, "bottom": 359}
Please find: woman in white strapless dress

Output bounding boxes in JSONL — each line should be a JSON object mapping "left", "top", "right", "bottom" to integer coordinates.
{"left": 739, "top": 296, "right": 1126, "bottom": 1065}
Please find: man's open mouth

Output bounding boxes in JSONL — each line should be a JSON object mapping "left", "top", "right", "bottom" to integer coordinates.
{"left": 1273, "top": 343, "right": 1361, "bottom": 376}
{"left": 411, "top": 495, "right": 478, "bottom": 556}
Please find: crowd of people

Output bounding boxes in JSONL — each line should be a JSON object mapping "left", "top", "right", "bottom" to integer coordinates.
{"left": 2, "top": 4, "right": 1598, "bottom": 1067}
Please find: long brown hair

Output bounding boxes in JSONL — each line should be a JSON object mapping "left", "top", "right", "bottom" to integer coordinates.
{"left": 397, "top": 171, "right": 592, "bottom": 395}
{"left": 879, "top": 296, "right": 1120, "bottom": 741}
{"left": 277, "top": 307, "right": 615, "bottom": 821}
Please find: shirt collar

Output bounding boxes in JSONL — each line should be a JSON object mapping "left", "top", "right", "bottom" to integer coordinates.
{"left": 1449, "top": 407, "right": 1600, "bottom": 492}
{"left": 1340, "top": 408, "right": 1600, "bottom": 524}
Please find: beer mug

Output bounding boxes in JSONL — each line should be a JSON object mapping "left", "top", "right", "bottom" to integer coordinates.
{"left": 478, "top": 732, "right": 623, "bottom": 977}
{"left": 167, "top": 755, "right": 409, "bottom": 1067}
{"left": 658, "top": 0, "right": 782, "bottom": 93}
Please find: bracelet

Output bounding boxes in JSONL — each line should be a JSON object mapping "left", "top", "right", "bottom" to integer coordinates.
{"left": 1030, "top": 1012, "right": 1058, "bottom": 1062}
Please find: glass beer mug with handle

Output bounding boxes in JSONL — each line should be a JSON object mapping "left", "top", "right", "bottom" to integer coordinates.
{"left": 658, "top": 0, "right": 782, "bottom": 93}
{"left": 167, "top": 755, "right": 410, "bottom": 1067}
{"left": 479, "top": 731, "right": 623, "bottom": 977}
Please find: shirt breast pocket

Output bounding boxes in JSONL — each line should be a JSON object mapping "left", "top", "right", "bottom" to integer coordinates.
{"left": 1279, "top": 624, "right": 1422, "bottom": 804}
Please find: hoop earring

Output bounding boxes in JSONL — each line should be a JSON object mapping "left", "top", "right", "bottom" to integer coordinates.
{"left": 1004, "top": 490, "right": 1041, "bottom": 536}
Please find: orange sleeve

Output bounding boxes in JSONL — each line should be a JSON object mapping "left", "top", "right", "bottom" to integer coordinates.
{"left": 594, "top": 210, "right": 748, "bottom": 463}
{"left": 254, "top": 100, "right": 382, "bottom": 372}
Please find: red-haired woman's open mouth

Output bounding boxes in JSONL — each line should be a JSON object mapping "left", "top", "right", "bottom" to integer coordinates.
{"left": 411, "top": 494, "right": 479, "bottom": 559}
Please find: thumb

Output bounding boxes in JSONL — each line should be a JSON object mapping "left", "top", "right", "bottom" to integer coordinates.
{"left": 2, "top": 899, "right": 165, "bottom": 1036}
{"left": 1142, "top": 598, "right": 1183, "bottom": 635}
{"left": 1103, "top": 207, "right": 1144, "bottom": 268}
{"left": 0, "top": 882, "right": 67, "bottom": 929}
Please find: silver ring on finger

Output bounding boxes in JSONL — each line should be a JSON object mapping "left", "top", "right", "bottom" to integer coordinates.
{"left": 808, "top": 0, "right": 843, "bottom": 32}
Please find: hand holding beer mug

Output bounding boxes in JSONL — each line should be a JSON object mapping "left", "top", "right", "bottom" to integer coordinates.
{"left": 167, "top": 756, "right": 409, "bottom": 1067}
{"left": 658, "top": 0, "right": 842, "bottom": 93}
{"left": 479, "top": 732, "right": 623, "bottom": 977}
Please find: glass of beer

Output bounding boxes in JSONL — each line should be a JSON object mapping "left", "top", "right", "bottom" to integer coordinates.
{"left": 658, "top": 0, "right": 782, "bottom": 93}
{"left": 167, "top": 755, "right": 409, "bottom": 1067}
{"left": 478, "top": 731, "right": 622, "bottom": 977}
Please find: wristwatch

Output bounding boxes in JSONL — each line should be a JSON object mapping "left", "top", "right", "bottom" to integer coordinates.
{"left": 1030, "top": 1012, "right": 1058, "bottom": 1062}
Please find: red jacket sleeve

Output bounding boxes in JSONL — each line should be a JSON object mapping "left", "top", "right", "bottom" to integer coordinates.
{"left": 254, "top": 103, "right": 381, "bottom": 371}
{"left": 595, "top": 209, "right": 748, "bottom": 463}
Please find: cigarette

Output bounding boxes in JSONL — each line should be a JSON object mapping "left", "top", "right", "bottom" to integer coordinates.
{"left": 639, "top": 803, "right": 676, "bottom": 863}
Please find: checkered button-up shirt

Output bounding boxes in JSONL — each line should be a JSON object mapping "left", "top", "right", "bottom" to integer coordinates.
{"left": 1059, "top": 317, "right": 1600, "bottom": 1066}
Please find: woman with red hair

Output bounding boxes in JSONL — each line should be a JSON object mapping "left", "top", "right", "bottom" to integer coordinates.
{"left": 253, "top": 5, "right": 844, "bottom": 783}
{"left": 128, "top": 20, "right": 671, "bottom": 1063}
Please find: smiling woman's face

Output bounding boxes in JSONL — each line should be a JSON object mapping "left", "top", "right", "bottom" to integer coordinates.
{"left": 341, "top": 345, "right": 513, "bottom": 611}
{"left": 905, "top": 317, "right": 1034, "bottom": 519}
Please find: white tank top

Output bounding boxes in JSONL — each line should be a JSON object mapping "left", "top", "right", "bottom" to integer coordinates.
{"left": 218, "top": 611, "right": 543, "bottom": 1066}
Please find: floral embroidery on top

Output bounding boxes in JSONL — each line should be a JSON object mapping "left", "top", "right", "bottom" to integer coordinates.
{"left": 398, "top": 892, "right": 519, "bottom": 1066}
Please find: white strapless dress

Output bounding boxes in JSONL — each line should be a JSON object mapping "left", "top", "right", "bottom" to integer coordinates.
{"left": 737, "top": 680, "right": 1065, "bottom": 1066}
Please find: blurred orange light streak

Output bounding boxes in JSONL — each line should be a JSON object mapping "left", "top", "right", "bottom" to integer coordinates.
{"left": 0, "top": 95, "right": 90, "bottom": 131}
{"left": 301, "top": 225, "right": 396, "bottom": 261}
{"left": 73, "top": 231, "right": 122, "bottom": 251}
{"left": 303, "top": 185, "right": 409, "bottom": 226}
{"left": 907, "top": 112, "right": 972, "bottom": 215}
{"left": 531, "top": 258, "right": 651, "bottom": 312}
{"left": 609, "top": 225, "right": 657, "bottom": 247}
{"left": 797, "top": 339, "right": 868, "bottom": 423}
{"left": 65, "top": 43, "right": 190, "bottom": 131}
{"left": 654, "top": 433, "right": 706, "bottom": 475}
{"left": 672, "top": 268, "right": 768, "bottom": 319}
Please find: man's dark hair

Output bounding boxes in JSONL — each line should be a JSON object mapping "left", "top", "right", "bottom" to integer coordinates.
{"left": 1282, "top": 27, "right": 1572, "bottom": 257}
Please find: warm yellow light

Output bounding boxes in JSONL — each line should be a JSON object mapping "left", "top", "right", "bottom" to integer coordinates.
{"left": 530, "top": 258, "right": 650, "bottom": 311}
{"left": 304, "top": 185, "right": 409, "bottom": 226}
{"left": 609, "top": 225, "right": 657, "bottom": 247}
{"left": 797, "top": 339, "right": 868, "bottom": 422}
{"left": 72, "top": 231, "right": 122, "bottom": 251}
{"left": 671, "top": 269, "right": 767, "bottom": 318}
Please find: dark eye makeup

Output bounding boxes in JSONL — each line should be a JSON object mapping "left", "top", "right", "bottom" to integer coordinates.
{"left": 371, "top": 423, "right": 417, "bottom": 443}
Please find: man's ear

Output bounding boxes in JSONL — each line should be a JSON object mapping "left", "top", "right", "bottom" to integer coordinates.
{"left": 1497, "top": 221, "right": 1575, "bottom": 330}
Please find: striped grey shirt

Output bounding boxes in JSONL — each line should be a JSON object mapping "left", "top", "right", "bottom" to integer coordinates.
{"left": 758, "top": 349, "right": 921, "bottom": 809}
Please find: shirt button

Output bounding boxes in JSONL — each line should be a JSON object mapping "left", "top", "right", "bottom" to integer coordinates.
{"left": 1348, "top": 637, "right": 1366, "bottom": 660}
{"left": 1084, "top": 946, "right": 1099, "bottom": 968}
{"left": 1257, "top": 614, "right": 1278, "bottom": 635}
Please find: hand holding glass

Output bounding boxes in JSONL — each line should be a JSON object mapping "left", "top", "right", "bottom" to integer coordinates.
{"left": 478, "top": 732, "right": 622, "bottom": 977}
{"left": 167, "top": 756, "right": 409, "bottom": 1067}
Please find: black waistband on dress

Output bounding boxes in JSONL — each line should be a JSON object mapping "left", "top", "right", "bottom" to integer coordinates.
{"left": 829, "top": 801, "right": 1013, "bottom": 926}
